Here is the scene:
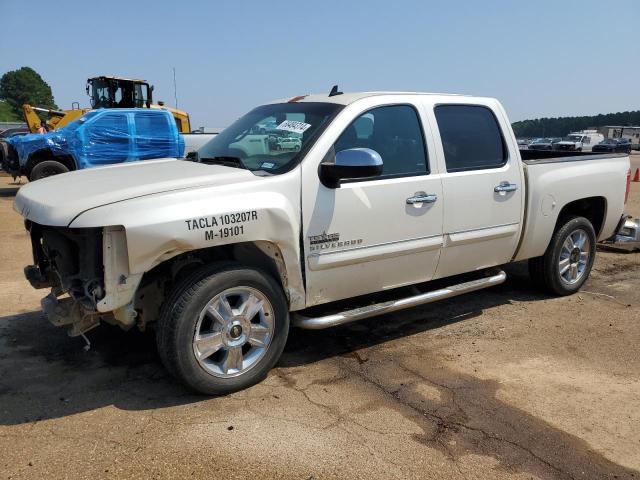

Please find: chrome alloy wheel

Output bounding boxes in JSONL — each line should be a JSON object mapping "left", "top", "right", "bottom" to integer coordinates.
{"left": 558, "top": 228, "right": 591, "bottom": 285}
{"left": 193, "top": 287, "right": 274, "bottom": 378}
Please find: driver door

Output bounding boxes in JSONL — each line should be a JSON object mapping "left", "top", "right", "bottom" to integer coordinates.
{"left": 301, "top": 103, "right": 444, "bottom": 306}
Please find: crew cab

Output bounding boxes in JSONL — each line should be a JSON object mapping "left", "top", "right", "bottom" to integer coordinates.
{"left": 14, "top": 91, "right": 631, "bottom": 394}
{"left": 2, "top": 108, "right": 184, "bottom": 181}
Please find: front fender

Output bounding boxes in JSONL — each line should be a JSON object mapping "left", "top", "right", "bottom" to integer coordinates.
{"left": 69, "top": 174, "right": 305, "bottom": 309}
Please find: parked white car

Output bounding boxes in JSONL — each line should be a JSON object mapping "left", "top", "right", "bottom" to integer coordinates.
{"left": 14, "top": 91, "right": 631, "bottom": 394}
{"left": 276, "top": 136, "right": 302, "bottom": 151}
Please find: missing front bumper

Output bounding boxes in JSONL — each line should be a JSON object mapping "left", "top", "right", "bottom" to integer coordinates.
{"left": 41, "top": 293, "right": 101, "bottom": 336}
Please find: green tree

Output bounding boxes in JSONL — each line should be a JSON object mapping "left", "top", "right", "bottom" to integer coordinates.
{"left": 0, "top": 101, "right": 21, "bottom": 122}
{"left": 0, "top": 67, "right": 58, "bottom": 117}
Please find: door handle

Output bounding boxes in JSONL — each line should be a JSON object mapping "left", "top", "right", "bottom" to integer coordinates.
{"left": 406, "top": 194, "right": 438, "bottom": 205}
{"left": 494, "top": 182, "right": 518, "bottom": 193}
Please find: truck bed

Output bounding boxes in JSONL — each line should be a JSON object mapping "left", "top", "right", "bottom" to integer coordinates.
{"left": 514, "top": 151, "right": 630, "bottom": 262}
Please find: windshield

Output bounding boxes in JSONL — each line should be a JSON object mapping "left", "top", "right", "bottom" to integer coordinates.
{"left": 197, "top": 102, "right": 343, "bottom": 173}
{"left": 564, "top": 136, "right": 582, "bottom": 142}
{"left": 531, "top": 138, "right": 549, "bottom": 144}
{"left": 60, "top": 111, "right": 100, "bottom": 133}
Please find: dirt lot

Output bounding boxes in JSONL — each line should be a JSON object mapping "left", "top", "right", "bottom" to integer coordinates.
{"left": 1, "top": 159, "right": 639, "bottom": 480}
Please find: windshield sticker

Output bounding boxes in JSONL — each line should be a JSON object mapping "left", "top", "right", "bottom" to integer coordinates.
{"left": 260, "top": 162, "right": 276, "bottom": 169}
{"left": 276, "top": 120, "right": 311, "bottom": 134}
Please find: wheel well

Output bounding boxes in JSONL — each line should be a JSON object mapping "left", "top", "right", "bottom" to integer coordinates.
{"left": 133, "top": 242, "right": 288, "bottom": 327}
{"left": 556, "top": 196, "right": 606, "bottom": 236}
{"left": 26, "top": 149, "right": 76, "bottom": 175}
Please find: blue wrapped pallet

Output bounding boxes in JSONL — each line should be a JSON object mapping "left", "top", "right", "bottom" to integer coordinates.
{"left": 5, "top": 108, "right": 185, "bottom": 180}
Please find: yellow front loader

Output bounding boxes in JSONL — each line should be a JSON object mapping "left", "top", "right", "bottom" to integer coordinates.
{"left": 23, "top": 76, "right": 191, "bottom": 133}
{"left": 22, "top": 104, "right": 89, "bottom": 133}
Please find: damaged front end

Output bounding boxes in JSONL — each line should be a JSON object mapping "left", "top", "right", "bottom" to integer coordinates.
{"left": 25, "top": 222, "right": 105, "bottom": 336}
{"left": 0, "top": 141, "right": 21, "bottom": 178}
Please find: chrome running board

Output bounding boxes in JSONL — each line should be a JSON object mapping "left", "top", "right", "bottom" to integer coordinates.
{"left": 293, "top": 269, "right": 506, "bottom": 330}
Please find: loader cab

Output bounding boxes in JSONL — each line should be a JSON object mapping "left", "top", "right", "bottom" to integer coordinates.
{"left": 87, "top": 76, "right": 153, "bottom": 109}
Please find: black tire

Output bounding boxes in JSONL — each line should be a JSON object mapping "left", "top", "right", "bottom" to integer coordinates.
{"left": 29, "top": 160, "right": 69, "bottom": 181}
{"left": 528, "top": 216, "right": 596, "bottom": 296}
{"left": 156, "top": 262, "right": 289, "bottom": 395}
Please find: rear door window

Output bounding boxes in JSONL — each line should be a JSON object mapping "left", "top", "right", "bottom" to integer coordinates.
{"left": 434, "top": 105, "right": 507, "bottom": 172}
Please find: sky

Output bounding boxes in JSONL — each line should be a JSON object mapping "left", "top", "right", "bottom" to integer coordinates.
{"left": 1, "top": 0, "right": 639, "bottom": 129}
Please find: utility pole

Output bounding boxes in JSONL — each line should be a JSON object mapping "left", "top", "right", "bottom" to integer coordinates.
{"left": 173, "top": 67, "right": 178, "bottom": 109}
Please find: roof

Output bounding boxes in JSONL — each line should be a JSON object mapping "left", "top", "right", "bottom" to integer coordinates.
{"left": 269, "top": 91, "right": 468, "bottom": 106}
{"left": 90, "top": 108, "right": 173, "bottom": 115}
{"left": 601, "top": 125, "right": 640, "bottom": 129}
{"left": 89, "top": 76, "right": 149, "bottom": 84}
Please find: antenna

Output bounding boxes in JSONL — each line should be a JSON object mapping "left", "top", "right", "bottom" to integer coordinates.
{"left": 173, "top": 67, "right": 178, "bottom": 109}
{"left": 328, "top": 84, "right": 343, "bottom": 97}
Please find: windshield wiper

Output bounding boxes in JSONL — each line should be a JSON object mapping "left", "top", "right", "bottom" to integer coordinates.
{"left": 200, "top": 156, "right": 247, "bottom": 169}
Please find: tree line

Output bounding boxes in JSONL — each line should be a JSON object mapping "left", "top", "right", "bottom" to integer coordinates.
{"left": 512, "top": 111, "right": 640, "bottom": 138}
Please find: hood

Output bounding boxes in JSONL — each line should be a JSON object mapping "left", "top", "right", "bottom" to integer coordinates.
{"left": 14, "top": 158, "right": 260, "bottom": 226}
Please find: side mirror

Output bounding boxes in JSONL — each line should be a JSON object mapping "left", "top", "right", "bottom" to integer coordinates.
{"left": 319, "top": 148, "right": 383, "bottom": 188}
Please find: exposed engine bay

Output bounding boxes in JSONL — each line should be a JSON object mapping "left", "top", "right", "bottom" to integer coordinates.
{"left": 25, "top": 222, "right": 105, "bottom": 307}
{"left": 24, "top": 222, "right": 107, "bottom": 336}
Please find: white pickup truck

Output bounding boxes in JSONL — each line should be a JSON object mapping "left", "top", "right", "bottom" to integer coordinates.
{"left": 14, "top": 91, "right": 632, "bottom": 394}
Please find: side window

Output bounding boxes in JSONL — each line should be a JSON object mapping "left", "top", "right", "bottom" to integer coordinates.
{"left": 334, "top": 105, "right": 428, "bottom": 177}
{"left": 134, "top": 113, "right": 173, "bottom": 159}
{"left": 434, "top": 105, "right": 507, "bottom": 172}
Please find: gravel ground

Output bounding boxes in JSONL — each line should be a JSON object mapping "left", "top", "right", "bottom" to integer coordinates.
{"left": 0, "top": 165, "right": 638, "bottom": 480}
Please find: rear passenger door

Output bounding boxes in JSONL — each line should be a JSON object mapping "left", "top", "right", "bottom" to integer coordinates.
{"left": 430, "top": 103, "right": 524, "bottom": 279}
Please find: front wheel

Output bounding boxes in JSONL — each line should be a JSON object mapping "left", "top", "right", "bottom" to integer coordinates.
{"left": 529, "top": 216, "right": 596, "bottom": 296}
{"left": 29, "top": 160, "right": 69, "bottom": 181}
{"left": 156, "top": 263, "right": 289, "bottom": 395}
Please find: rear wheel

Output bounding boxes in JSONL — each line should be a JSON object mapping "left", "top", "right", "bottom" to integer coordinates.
{"left": 156, "top": 263, "right": 289, "bottom": 395}
{"left": 29, "top": 160, "right": 69, "bottom": 181}
{"left": 529, "top": 216, "right": 596, "bottom": 296}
